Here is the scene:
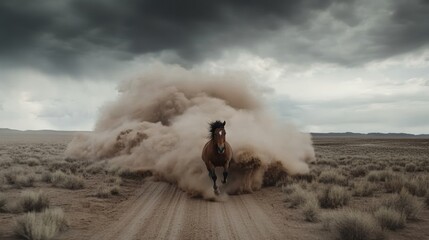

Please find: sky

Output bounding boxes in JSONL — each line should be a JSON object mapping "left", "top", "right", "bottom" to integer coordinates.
{"left": 0, "top": 0, "right": 428, "bottom": 133}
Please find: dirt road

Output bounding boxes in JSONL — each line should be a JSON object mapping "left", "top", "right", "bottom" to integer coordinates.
{"left": 90, "top": 181, "right": 286, "bottom": 240}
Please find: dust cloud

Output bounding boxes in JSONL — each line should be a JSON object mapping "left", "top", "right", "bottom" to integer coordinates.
{"left": 65, "top": 64, "right": 315, "bottom": 198}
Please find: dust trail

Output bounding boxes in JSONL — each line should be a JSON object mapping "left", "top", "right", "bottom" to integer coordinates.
{"left": 65, "top": 64, "right": 315, "bottom": 198}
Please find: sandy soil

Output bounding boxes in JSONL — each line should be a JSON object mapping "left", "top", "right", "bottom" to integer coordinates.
{"left": 85, "top": 181, "right": 328, "bottom": 240}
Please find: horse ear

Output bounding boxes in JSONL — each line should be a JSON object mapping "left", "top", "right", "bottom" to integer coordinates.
{"left": 223, "top": 121, "right": 226, "bottom": 126}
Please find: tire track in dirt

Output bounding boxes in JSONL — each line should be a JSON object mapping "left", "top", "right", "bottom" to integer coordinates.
{"left": 91, "top": 181, "right": 283, "bottom": 240}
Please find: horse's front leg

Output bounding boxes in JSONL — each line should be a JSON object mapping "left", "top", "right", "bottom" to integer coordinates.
{"left": 222, "top": 163, "right": 229, "bottom": 184}
{"left": 208, "top": 166, "right": 219, "bottom": 195}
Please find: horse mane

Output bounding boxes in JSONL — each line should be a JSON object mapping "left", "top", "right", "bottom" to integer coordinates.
{"left": 209, "top": 120, "right": 225, "bottom": 140}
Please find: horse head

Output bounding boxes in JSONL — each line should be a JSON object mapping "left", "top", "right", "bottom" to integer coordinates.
{"left": 210, "top": 120, "right": 226, "bottom": 154}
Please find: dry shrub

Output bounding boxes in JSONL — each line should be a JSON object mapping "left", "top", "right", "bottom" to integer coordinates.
{"left": 48, "top": 160, "right": 73, "bottom": 172}
{"left": 352, "top": 181, "right": 376, "bottom": 197}
{"left": 367, "top": 170, "right": 394, "bottom": 182}
{"left": 325, "top": 210, "right": 385, "bottom": 240}
{"left": 404, "top": 163, "right": 417, "bottom": 172}
{"left": 282, "top": 183, "right": 301, "bottom": 194}
{"left": 22, "top": 158, "right": 40, "bottom": 167}
{"left": 283, "top": 184, "right": 320, "bottom": 221}
{"left": 350, "top": 166, "right": 368, "bottom": 177}
{"left": 118, "top": 168, "right": 152, "bottom": 180}
{"left": 382, "top": 189, "right": 424, "bottom": 220}
{"left": 285, "top": 186, "right": 316, "bottom": 208}
{"left": 0, "top": 192, "right": 6, "bottom": 212}
{"left": 15, "top": 174, "right": 37, "bottom": 188}
{"left": 110, "top": 177, "right": 122, "bottom": 186}
{"left": 4, "top": 166, "right": 27, "bottom": 184}
{"left": 14, "top": 208, "right": 67, "bottom": 240}
{"left": 17, "top": 191, "right": 50, "bottom": 213}
{"left": 317, "top": 159, "right": 338, "bottom": 167}
{"left": 319, "top": 185, "right": 350, "bottom": 209}
{"left": 366, "top": 163, "right": 382, "bottom": 171}
{"left": 318, "top": 170, "right": 348, "bottom": 186}
{"left": 106, "top": 165, "right": 122, "bottom": 175}
{"left": 95, "top": 186, "right": 111, "bottom": 198}
{"left": 0, "top": 173, "right": 7, "bottom": 188}
{"left": 373, "top": 207, "right": 406, "bottom": 230}
{"left": 382, "top": 172, "right": 428, "bottom": 196}
{"left": 41, "top": 171, "right": 52, "bottom": 183}
{"left": 391, "top": 166, "right": 402, "bottom": 172}
{"left": 425, "top": 192, "right": 429, "bottom": 206}
{"left": 302, "top": 198, "right": 320, "bottom": 222}
{"left": 51, "top": 171, "right": 84, "bottom": 190}
{"left": 0, "top": 157, "right": 13, "bottom": 167}
{"left": 110, "top": 185, "right": 120, "bottom": 195}
{"left": 384, "top": 173, "right": 406, "bottom": 193}
{"left": 405, "top": 176, "right": 429, "bottom": 197}
{"left": 85, "top": 162, "right": 106, "bottom": 175}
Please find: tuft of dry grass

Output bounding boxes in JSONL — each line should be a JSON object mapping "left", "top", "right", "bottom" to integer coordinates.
{"left": 317, "top": 159, "right": 338, "bottom": 167}
{"left": 4, "top": 166, "right": 27, "bottom": 184}
{"left": 283, "top": 183, "right": 320, "bottom": 221}
{"left": 15, "top": 174, "right": 37, "bottom": 188}
{"left": 108, "top": 176, "right": 123, "bottom": 186}
{"left": 350, "top": 166, "right": 368, "bottom": 177}
{"left": 21, "top": 158, "right": 40, "bottom": 167}
{"left": 14, "top": 208, "right": 67, "bottom": 240}
{"left": 0, "top": 173, "right": 6, "bottom": 188}
{"left": 110, "top": 185, "right": 120, "bottom": 195}
{"left": 0, "top": 192, "right": 6, "bottom": 212}
{"left": 17, "top": 191, "right": 50, "bottom": 213}
{"left": 425, "top": 192, "right": 429, "bottom": 206}
{"left": 85, "top": 162, "right": 106, "bottom": 175}
{"left": 326, "top": 210, "right": 385, "bottom": 240}
{"left": 391, "top": 166, "right": 402, "bottom": 172}
{"left": 367, "top": 170, "right": 394, "bottom": 182}
{"left": 95, "top": 186, "right": 111, "bottom": 198}
{"left": 41, "top": 171, "right": 52, "bottom": 183}
{"left": 405, "top": 175, "right": 429, "bottom": 197}
{"left": 383, "top": 173, "right": 406, "bottom": 193}
{"left": 0, "top": 157, "right": 13, "bottom": 167}
{"left": 404, "top": 163, "right": 417, "bottom": 172}
{"left": 302, "top": 198, "right": 320, "bottom": 222}
{"left": 284, "top": 184, "right": 318, "bottom": 208}
{"left": 373, "top": 207, "right": 406, "bottom": 230}
{"left": 281, "top": 183, "right": 301, "bottom": 194}
{"left": 318, "top": 170, "right": 348, "bottom": 186}
{"left": 51, "top": 171, "right": 84, "bottom": 190}
{"left": 118, "top": 168, "right": 152, "bottom": 180}
{"left": 382, "top": 189, "right": 424, "bottom": 220}
{"left": 352, "top": 181, "right": 377, "bottom": 197}
{"left": 319, "top": 185, "right": 350, "bottom": 209}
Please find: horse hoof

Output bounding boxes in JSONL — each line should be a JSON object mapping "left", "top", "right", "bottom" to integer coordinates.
{"left": 222, "top": 180, "right": 227, "bottom": 184}
{"left": 214, "top": 189, "right": 220, "bottom": 195}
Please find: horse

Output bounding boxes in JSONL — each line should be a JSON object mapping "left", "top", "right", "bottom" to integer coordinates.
{"left": 202, "top": 120, "right": 233, "bottom": 195}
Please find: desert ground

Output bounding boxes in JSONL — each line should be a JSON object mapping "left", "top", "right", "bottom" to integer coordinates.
{"left": 0, "top": 130, "right": 428, "bottom": 240}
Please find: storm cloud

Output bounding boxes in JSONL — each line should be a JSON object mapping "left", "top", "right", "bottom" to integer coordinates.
{"left": 1, "top": 0, "right": 428, "bottom": 74}
{"left": 0, "top": 0, "right": 428, "bottom": 133}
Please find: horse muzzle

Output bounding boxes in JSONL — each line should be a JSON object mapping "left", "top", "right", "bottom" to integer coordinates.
{"left": 217, "top": 146, "right": 225, "bottom": 154}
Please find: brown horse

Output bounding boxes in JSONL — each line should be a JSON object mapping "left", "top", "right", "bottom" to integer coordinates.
{"left": 202, "top": 120, "right": 233, "bottom": 195}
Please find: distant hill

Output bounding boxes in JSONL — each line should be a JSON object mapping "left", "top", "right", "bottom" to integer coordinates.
{"left": 0, "top": 128, "right": 88, "bottom": 134}
{"left": 311, "top": 132, "right": 429, "bottom": 139}
{"left": 0, "top": 128, "right": 89, "bottom": 144}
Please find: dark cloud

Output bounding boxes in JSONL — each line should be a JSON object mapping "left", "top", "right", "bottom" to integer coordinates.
{"left": 361, "top": 0, "right": 429, "bottom": 62}
{"left": 0, "top": 0, "right": 428, "bottom": 75}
